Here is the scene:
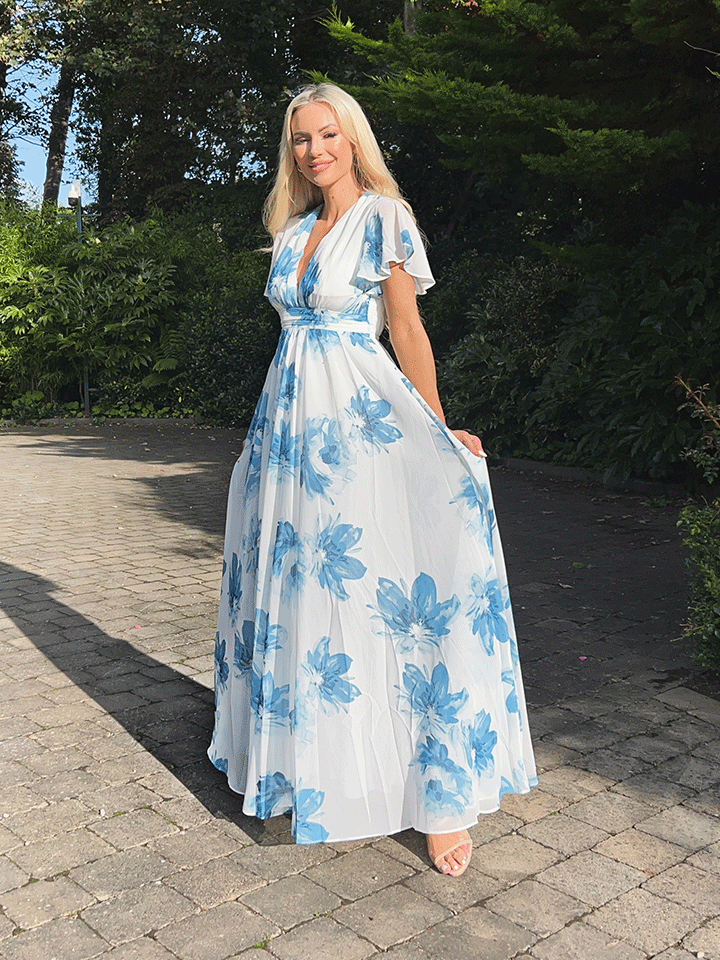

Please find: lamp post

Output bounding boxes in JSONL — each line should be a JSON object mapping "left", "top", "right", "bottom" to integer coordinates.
{"left": 67, "top": 179, "right": 82, "bottom": 237}
{"left": 67, "top": 179, "right": 90, "bottom": 416}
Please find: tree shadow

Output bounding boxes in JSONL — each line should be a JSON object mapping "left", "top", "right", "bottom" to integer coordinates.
{"left": 0, "top": 559, "right": 292, "bottom": 845}
{"left": 2, "top": 422, "right": 245, "bottom": 547}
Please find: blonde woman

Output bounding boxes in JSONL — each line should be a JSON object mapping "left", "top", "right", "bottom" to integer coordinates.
{"left": 208, "top": 82, "right": 536, "bottom": 877}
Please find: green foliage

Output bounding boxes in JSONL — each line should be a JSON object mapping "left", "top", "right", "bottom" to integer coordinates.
{"left": 176, "top": 280, "right": 277, "bottom": 427}
{"left": 438, "top": 203, "right": 720, "bottom": 480}
{"left": 0, "top": 212, "right": 177, "bottom": 402}
{"left": 438, "top": 253, "right": 566, "bottom": 454}
{"left": 678, "top": 499, "right": 720, "bottom": 676}
{"left": 326, "top": 0, "right": 720, "bottom": 243}
{"left": 676, "top": 378, "right": 720, "bottom": 486}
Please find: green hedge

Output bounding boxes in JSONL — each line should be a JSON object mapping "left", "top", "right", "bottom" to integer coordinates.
{"left": 678, "top": 500, "right": 720, "bottom": 676}
{"left": 438, "top": 203, "right": 720, "bottom": 481}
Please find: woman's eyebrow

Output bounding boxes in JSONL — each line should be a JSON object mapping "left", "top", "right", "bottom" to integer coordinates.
{"left": 292, "top": 122, "right": 339, "bottom": 136}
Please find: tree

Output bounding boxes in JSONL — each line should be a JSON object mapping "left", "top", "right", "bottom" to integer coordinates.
{"left": 324, "top": 1, "right": 720, "bottom": 247}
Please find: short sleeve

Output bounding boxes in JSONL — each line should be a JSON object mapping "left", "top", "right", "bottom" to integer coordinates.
{"left": 356, "top": 196, "right": 434, "bottom": 296}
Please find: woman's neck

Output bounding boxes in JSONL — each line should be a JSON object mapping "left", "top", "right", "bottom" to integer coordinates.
{"left": 319, "top": 180, "right": 363, "bottom": 225}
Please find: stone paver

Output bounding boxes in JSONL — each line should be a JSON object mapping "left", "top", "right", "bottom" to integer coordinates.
{"left": 417, "top": 906, "right": 536, "bottom": 960}
{"left": 585, "top": 886, "right": 701, "bottom": 954}
{"left": 1, "top": 420, "right": 718, "bottom": 960}
{"left": 530, "top": 921, "right": 647, "bottom": 960}
{"left": 336, "top": 885, "right": 450, "bottom": 950}
{"left": 268, "top": 916, "right": 375, "bottom": 960}
{"left": 0, "top": 875, "right": 94, "bottom": 929}
{"left": 486, "top": 879, "right": 587, "bottom": 937}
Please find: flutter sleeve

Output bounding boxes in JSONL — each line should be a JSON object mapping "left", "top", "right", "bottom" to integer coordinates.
{"left": 355, "top": 196, "right": 435, "bottom": 296}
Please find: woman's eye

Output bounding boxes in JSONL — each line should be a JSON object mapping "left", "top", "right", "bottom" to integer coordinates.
{"left": 324, "top": 133, "right": 337, "bottom": 139}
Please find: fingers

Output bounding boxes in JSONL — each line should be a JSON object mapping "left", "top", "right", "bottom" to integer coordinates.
{"left": 452, "top": 429, "right": 486, "bottom": 458}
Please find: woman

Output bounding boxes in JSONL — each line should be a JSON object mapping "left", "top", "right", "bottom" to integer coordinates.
{"left": 208, "top": 82, "right": 537, "bottom": 877}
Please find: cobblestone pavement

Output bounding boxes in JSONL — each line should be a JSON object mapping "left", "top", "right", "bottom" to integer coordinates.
{"left": 1, "top": 419, "right": 719, "bottom": 960}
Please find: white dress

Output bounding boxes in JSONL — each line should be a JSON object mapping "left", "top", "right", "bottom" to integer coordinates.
{"left": 208, "top": 192, "right": 537, "bottom": 843}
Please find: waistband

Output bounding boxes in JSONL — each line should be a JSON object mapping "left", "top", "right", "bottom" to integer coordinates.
{"left": 280, "top": 307, "right": 376, "bottom": 334}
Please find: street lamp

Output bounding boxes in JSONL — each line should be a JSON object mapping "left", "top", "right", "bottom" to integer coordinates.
{"left": 67, "top": 179, "right": 82, "bottom": 238}
{"left": 67, "top": 179, "right": 89, "bottom": 415}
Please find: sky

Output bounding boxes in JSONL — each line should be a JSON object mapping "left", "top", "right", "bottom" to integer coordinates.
{"left": 9, "top": 66, "right": 89, "bottom": 206}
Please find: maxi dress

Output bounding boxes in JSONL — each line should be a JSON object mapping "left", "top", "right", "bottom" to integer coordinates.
{"left": 208, "top": 192, "right": 537, "bottom": 844}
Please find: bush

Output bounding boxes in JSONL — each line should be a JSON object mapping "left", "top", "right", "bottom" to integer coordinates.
{"left": 175, "top": 276, "right": 278, "bottom": 427}
{"left": 439, "top": 203, "right": 720, "bottom": 480}
{"left": 678, "top": 500, "right": 720, "bottom": 676}
{"left": 0, "top": 210, "right": 178, "bottom": 407}
{"left": 437, "top": 254, "right": 567, "bottom": 455}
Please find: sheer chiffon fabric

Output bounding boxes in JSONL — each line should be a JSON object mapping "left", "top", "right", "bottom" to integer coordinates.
{"left": 208, "top": 193, "right": 537, "bottom": 843}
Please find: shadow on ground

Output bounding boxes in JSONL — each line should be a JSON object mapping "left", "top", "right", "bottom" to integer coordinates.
{"left": 0, "top": 559, "right": 295, "bottom": 844}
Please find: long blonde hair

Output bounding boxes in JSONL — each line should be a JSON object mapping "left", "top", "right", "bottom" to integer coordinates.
{"left": 263, "top": 83, "right": 414, "bottom": 239}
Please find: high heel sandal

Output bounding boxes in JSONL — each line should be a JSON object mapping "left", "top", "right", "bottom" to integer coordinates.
{"left": 427, "top": 830, "right": 473, "bottom": 877}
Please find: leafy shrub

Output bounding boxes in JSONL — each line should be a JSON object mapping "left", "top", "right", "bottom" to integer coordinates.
{"left": 0, "top": 212, "right": 178, "bottom": 406}
{"left": 175, "top": 276, "right": 278, "bottom": 427}
{"left": 676, "top": 378, "right": 720, "bottom": 485}
{"left": 440, "top": 203, "right": 720, "bottom": 480}
{"left": 438, "top": 254, "right": 567, "bottom": 454}
{"left": 678, "top": 500, "right": 720, "bottom": 676}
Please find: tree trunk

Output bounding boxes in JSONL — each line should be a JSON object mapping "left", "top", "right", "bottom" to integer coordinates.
{"left": 43, "top": 62, "right": 76, "bottom": 206}
{"left": 404, "top": 0, "right": 422, "bottom": 36}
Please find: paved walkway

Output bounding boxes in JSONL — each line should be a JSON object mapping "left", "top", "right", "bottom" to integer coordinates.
{"left": 1, "top": 419, "right": 719, "bottom": 960}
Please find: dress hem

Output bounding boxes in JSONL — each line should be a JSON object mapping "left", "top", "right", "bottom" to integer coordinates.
{"left": 208, "top": 752, "right": 538, "bottom": 846}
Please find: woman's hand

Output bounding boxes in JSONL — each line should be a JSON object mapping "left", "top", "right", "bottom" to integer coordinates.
{"left": 452, "top": 429, "right": 486, "bottom": 458}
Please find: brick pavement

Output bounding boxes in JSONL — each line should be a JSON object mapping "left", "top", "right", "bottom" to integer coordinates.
{"left": 1, "top": 419, "right": 719, "bottom": 960}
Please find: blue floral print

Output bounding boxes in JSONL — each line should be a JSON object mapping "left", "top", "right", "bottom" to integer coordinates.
{"left": 348, "top": 332, "right": 376, "bottom": 352}
{"left": 294, "top": 785, "right": 329, "bottom": 844}
{"left": 254, "top": 609, "right": 287, "bottom": 656}
{"left": 300, "top": 258, "right": 321, "bottom": 302}
{"left": 278, "top": 362, "right": 301, "bottom": 410}
{"left": 255, "top": 771, "right": 293, "bottom": 819}
{"left": 214, "top": 634, "right": 229, "bottom": 693}
{"left": 236, "top": 609, "right": 286, "bottom": 680}
{"left": 227, "top": 552, "right": 242, "bottom": 621}
{"left": 464, "top": 710, "right": 498, "bottom": 779}
{"left": 267, "top": 246, "right": 301, "bottom": 301}
{"left": 397, "top": 662, "right": 468, "bottom": 735}
{"left": 307, "top": 329, "right": 341, "bottom": 354}
{"left": 466, "top": 572, "right": 511, "bottom": 655}
{"left": 400, "top": 228, "right": 414, "bottom": 260}
{"left": 242, "top": 518, "right": 261, "bottom": 575}
{"left": 345, "top": 385, "right": 402, "bottom": 452}
{"left": 234, "top": 621, "right": 254, "bottom": 678}
{"left": 251, "top": 669, "right": 290, "bottom": 730}
{"left": 451, "top": 475, "right": 496, "bottom": 551}
{"left": 301, "top": 636, "right": 361, "bottom": 714}
{"left": 293, "top": 635, "right": 361, "bottom": 746}
{"left": 300, "top": 416, "right": 355, "bottom": 503}
{"left": 245, "top": 392, "right": 269, "bottom": 497}
{"left": 208, "top": 193, "right": 537, "bottom": 844}
{"left": 268, "top": 421, "right": 301, "bottom": 483}
{"left": 308, "top": 515, "right": 366, "bottom": 600}
{"left": 211, "top": 755, "right": 228, "bottom": 774}
{"left": 502, "top": 668, "right": 522, "bottom": 727}
{"left": 372, "top": 573, "right": 460, "bottom": 653}
{"left": 356, "top": 212, "right": 384, "bottom": 291}
{"left": 272, "top": 520, "right": 306, "bottom": 600}
{"left": 413, "top": 735, "right": 472, "bottom": 815}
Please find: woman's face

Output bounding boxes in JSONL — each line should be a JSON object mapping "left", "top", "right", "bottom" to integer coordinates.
{"left": 290, "top": 102, "right": 357, "bottom": 194}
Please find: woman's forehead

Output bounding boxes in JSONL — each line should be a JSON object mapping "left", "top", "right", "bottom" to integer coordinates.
{"left": 291, "top": 101, "right": 340, "bottom": 133}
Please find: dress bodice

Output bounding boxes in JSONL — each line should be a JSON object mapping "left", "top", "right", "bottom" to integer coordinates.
{"left": 264, "top": 193, "right": 434, "bottom": 339}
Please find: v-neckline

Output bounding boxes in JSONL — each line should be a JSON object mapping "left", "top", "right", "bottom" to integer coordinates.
{"left": 295, "top": 193, "right": 367, "bottom": 291}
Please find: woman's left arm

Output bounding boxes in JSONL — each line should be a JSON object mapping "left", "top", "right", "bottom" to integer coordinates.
{"left": 382, "top": 262, "right": 485, "bottom": 458}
